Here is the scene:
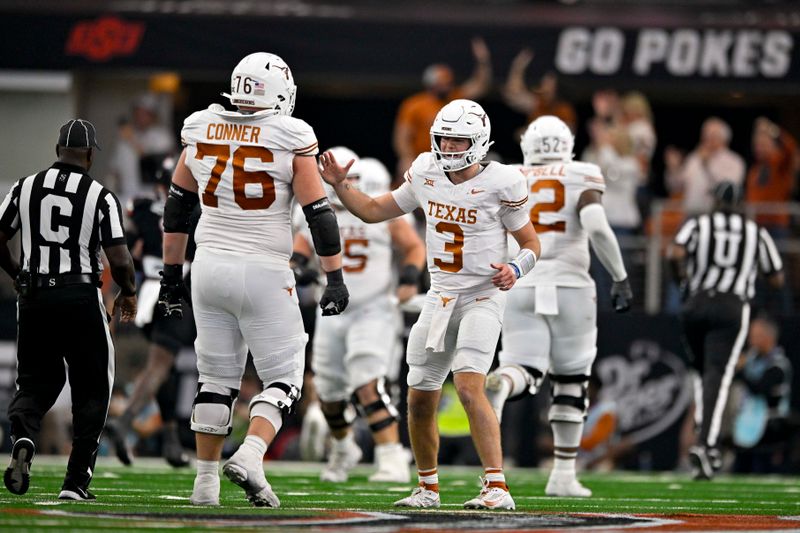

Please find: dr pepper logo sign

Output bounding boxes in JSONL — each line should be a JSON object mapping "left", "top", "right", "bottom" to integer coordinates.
{"left": 65, "top": 16, "right": 145, "bottom": 62}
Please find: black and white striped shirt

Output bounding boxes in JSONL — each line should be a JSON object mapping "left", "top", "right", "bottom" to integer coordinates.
{"left": 0, "top": 162, "right": 126, "bottom": 275}
{"left": 675, "top": 210, "right": 783, "bottom": 301}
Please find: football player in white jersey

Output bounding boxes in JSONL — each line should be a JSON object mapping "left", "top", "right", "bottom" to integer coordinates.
{"left": 485, "top": 116, "right": 632, "bottom": 497}
{"left": 159, "top": 52, "right": 349, "bottom": 508}
{"left": 294, "top": 147, "right": 425, "bottom": 484}
{"left": 320, "top": 99, "right": 541, "bottom": 511}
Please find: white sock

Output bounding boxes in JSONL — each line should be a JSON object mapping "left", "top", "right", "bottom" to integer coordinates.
{"left": 240, "top": 435, "right": 268, "bottom": 460}
{"left": 552, "top": 420, "right": 583, "bottom": 474}
{"left": 196, "top": 460, "right": 219, "bottom": 477}
{"left": 375, "top": 442, "right": 402, "bottom": 454}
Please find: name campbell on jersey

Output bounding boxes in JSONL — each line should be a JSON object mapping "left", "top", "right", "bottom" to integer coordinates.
{"left": 182, "top": 104, "right": 318, "bottom": 261}
{"left": 392, "top": 152, "right": 529, "bottom": 293}
{"left": 510, "top": 160, "right": 605, "bottom": 288}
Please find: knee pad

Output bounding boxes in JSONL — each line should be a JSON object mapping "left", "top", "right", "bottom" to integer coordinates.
{"left": 191, "top": 383, "right": 238, "bottom": 435}
{"left": 353, "top": 378, "right": 399, "bottom": 433}
{"left": 497, "top": 364, "right": 545, "bottom": 400}
{"left": 548, "top": 374, "right": 589, "bottom": 424}
{"left": 321, "top": 399, "right": 358, "bottom": 431}
{"left": 249, "top": 382, "right": 301, "bottom": 434}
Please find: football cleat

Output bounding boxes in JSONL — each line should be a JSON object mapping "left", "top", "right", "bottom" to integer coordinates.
{"left": 4, "top": 437, "right": 35, "bottom": 495}
{"left": 369, "top": 444, "right": 411, "bottom": 483}
{"left": 393, "top": 486, "right": 441, "bottom": 508}
{"left": 689, "top": 445, "right": 721, "bottom": 481}
{"left": 320, "top": 437, "right": 362, "bottom": 483}
{"left": 190, "top": 473, "right": 220, "bottom": 506}
{"left": 464, "top": 477, "right": 515, "bottom": 510}
{"left": 104, "top": 419, "right": 133, "bottom": 466}
{"left": 58, "top": 480, "right": 96, "bottom": 501}
{"left": 223, "top": 456, "right": 280, "bottom": 507}
{"left": 545, "top": 471, "right": 592, "bottom": 497}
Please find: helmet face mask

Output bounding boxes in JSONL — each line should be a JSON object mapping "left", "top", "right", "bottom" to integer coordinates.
{"left": 520, "top": 116, "right": 574, "bottom": 166}
{"left": 222, "top": 52, "right": 297, "bottom": 116}
{"left": 430, "top": 99, "right": 492, "bottom": 172}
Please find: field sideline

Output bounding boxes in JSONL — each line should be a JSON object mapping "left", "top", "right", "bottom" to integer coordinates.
{"left": 1, "top": 456, "right": 799, "bottom": 531}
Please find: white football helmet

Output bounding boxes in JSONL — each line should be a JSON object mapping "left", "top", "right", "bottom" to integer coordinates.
{"left": 430, "top": 99, "right": 492, "bottom": 172}
{"left": 520, "top": 115, "right": 574, "bottom": 166}
{"left": 357, "top": 158, "right": 391, "bottom": 197}
{"left": 322, "top": 146, "right": 359, "bottom": 207}
{"left": 222, "top": 52, "right": 297, "bottom": 115}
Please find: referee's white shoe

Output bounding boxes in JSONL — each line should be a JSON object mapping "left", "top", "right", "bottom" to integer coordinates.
{"left": 4, "top": 437, "right": 35, "bottom": 495}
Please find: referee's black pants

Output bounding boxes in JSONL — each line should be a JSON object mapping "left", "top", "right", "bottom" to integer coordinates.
{"left": 680, "top": 291, "right": 750, "bottom": 450}
{"left": 7, "top": 284, "right": 114, "bottom": 487}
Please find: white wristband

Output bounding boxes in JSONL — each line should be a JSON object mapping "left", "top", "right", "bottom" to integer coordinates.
{"left": 509, "top": 248, "right": 538, "bottom": 279}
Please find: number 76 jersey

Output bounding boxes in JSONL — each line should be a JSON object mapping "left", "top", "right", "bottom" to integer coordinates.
{"left": 181, "top": 104, "right": 319, "bottom": 261}
{"left": 510, "top": 161, "right": 606, "bottom": 288}
{"left": 391, "top": 152, "right": 530, "bottom": 293}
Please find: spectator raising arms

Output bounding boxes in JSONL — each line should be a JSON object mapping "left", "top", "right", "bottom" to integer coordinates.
{"left": 503, "top": 49, "right": 576, "bottom": 133}
{"left": 392, "top": 38, "right": 491, "bottom": 182}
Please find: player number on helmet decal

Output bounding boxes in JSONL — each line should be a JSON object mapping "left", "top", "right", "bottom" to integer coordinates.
{"left": 529, "top": 179, "right": 566, "bottom": 233}
{"left": 434, "top": 221, "right": 464, "bottom": 273}
{"left": 195, "top": 143, "right": 276, "bottom": 210}
{"left": 232, "top": 76, "right": 257, "bottom": 95}
{"left": 343, "top": 238, "right": 369, "bottom": 273}
{"left": 541, "top": 138, "right": 561, "bottom": 153}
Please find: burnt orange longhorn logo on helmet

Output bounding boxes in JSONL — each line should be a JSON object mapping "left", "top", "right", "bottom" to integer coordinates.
{"left": 468, "top": 112, "right": 487, "bottom": 127}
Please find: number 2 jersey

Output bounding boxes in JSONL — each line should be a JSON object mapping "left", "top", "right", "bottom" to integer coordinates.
{"left": 391, "top": 152, "right": 530, "bottom": 293}
{"left": 181, "top": 103, "right": 318, "bottom": 263}
{"left": 510, "top": 161, "right": 606, "bottom": 288}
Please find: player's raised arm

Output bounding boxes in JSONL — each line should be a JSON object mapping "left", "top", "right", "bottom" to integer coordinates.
{"left": 320, "top": 150, "right": 406, "bottom": 223}
{"left": 577, "top": 188, "right": 632, "bottom": 312}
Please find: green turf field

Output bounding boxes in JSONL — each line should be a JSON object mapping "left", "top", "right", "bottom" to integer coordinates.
{"left": 2, "top": 457, "right": 799, "bottom": 531}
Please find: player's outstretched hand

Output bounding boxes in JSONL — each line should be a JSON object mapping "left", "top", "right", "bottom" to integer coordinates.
{"left": 611, "top": 278, "right": 633, "bottom": 313}
{"left": 320, "top": 268, "right": 349, "bottom": 316}
{"left": 114, "top": 293, "right": 138, "bottom": 322}
{"left": 491, "top": 263, "right": 517, "bottom": 291}
{"left": 319, "top": 150, "right": 355, "bottom": 186}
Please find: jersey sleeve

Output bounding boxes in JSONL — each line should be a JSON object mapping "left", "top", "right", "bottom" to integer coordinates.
{"left": 98, "top": 190, "right": 127, "bottom": 247}
{"left": 0, "top": 180, "right": 22, "bottom": 237}
{"left": 757, "top": 227, "right": 783, "bottom": 275}
{"left": 180, "top": 110, "right": 207, "bottom": 147}
{"left": 391, "top": 172, "right": 421, "bottom": 213}
{"left": 572, "top": 162, "right": 606, "bottom": 193}
{"left": 275, "top": 117, "right": 319, "bottom": 156}
{"left": 674, "top": 217, "right": 698, "bottom": 248}
{"left": 498, "top": 170, "right": 530, "bottom": 232}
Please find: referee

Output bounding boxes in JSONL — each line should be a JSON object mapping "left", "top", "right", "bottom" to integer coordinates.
{"left": 0, "top": 119, "right": 137, "bottom": 500}
{"left": 669, "top": 181, "right": 784, "bottom": 481}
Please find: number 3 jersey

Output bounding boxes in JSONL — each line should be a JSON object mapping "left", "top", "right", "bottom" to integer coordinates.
{"left": 181, "top": 103, "right": 319, "bottom": 262}
{"left": 391, "top": 152, "right": 530, "bottom": 293}
{"left": 510, "top": 161, "right": 606, "bottom": 288}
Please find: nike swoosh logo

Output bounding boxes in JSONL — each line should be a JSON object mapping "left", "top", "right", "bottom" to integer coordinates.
{"left": 470, "top": 188, "right": 485, "bottom": 194}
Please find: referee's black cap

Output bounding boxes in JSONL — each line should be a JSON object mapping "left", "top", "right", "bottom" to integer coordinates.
{"left": 713, "top": 180, "right": 742, "bottom": 207}
{"left": 58, "top": 119, "right": 101, "bottom": 150}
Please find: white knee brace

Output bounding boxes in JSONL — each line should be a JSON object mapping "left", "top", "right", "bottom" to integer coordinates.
{"left": 250, "top": 382, "right": 301, "bottom": 434}
{"left": 548, "top": 375, "right": 589, "bottom": 424}
{"left": 191, "top": 383, "right": 238, "bottom": 435}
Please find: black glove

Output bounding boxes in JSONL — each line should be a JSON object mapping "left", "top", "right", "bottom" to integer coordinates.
{"left": 319, "top": 268, "right": 349, "bottom": 316}
{"left": 610, "top": 278, "right": 633, "bottom": 313}
{"left": 158, "top": 264, "right": 190, "bottom": 319}
{"left": 290, "top": 252, "right": 318, "bottom": 286}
